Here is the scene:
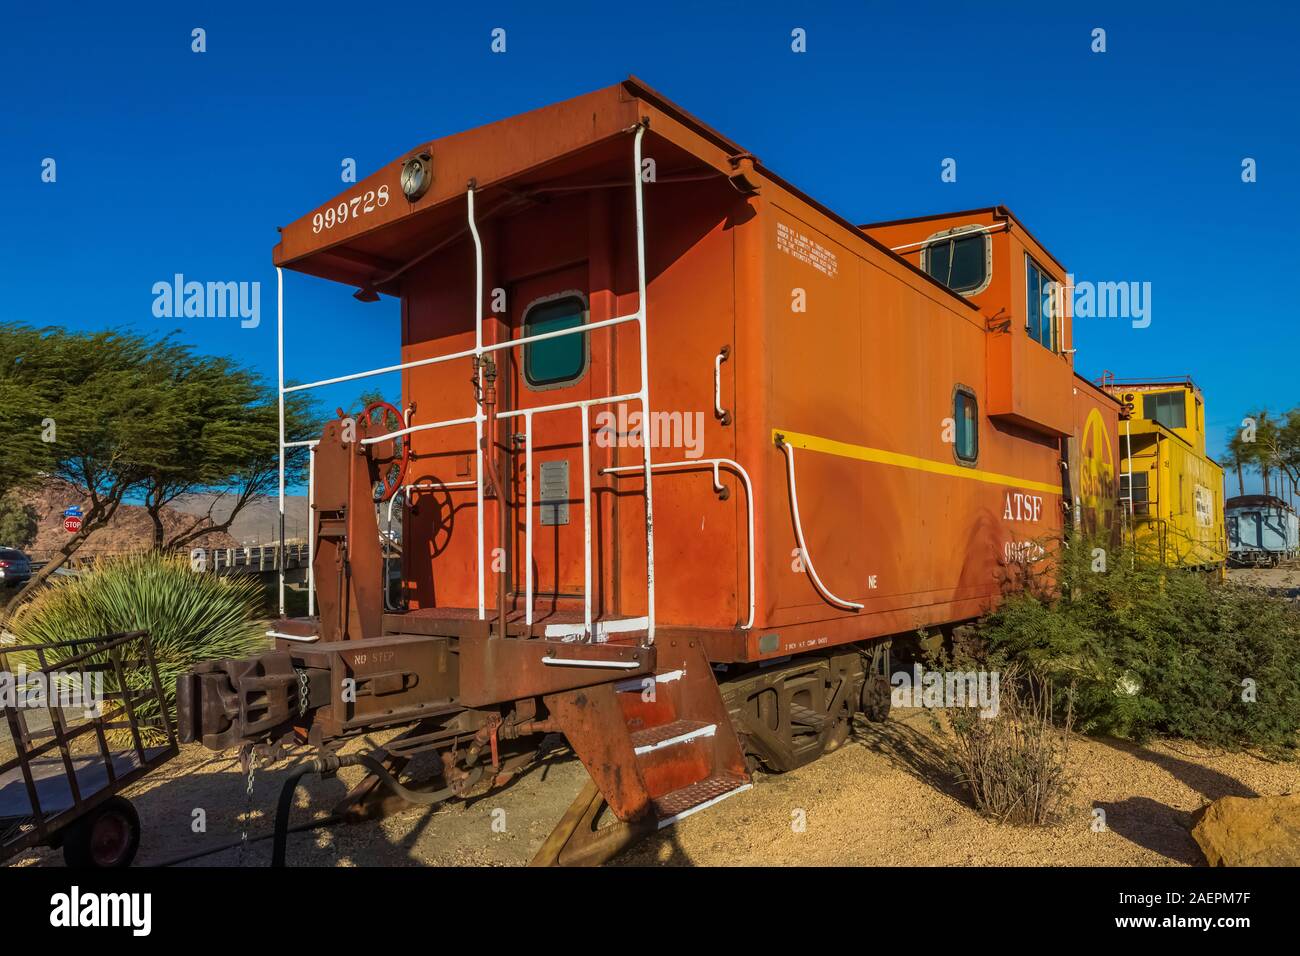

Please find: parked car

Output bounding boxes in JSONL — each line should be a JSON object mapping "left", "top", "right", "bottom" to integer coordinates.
{"left": 0, "top": 548, "right": 32, "bottom": 587}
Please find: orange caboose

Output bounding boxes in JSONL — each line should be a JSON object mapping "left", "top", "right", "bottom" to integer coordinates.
{"left": 179, "top": 79, "right": 1123, "bottom": 859}
{"left": 335, "top": 99, "right": 1084, "bottom": 654}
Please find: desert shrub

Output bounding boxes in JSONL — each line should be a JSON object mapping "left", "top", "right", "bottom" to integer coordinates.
{"left": 943, "top": 666, "right": 1073, "bottom": 825}
{"left": 9, "top": 552, "right": 268, "bottom": 742}
{"left": 976, "top": 537, "right": 1300, "bottom": 756}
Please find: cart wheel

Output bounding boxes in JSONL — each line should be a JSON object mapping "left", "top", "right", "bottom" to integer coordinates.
{"left": 62, "top": 797, "right": 141, "bottom": 868}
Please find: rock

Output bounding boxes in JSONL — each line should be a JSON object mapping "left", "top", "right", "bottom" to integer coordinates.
{"left": 1191, "top": 794, "right": 1300, "bottom": 866}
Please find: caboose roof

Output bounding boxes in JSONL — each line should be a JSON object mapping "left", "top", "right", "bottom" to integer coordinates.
{"left": 271, "top": 77, "right": 979, "bottom": 312}
{"left": 1100, "top": 377, "right": 1204, "bottom": 399}
{"left": 858, "top": 206, "right": 1068, "bottom": 275}
{"left": 1073, "top": 372, "right": 1122, "bottom": 407}
{"left": 1226, "top": 494, "right": 1295, "bottom": 512}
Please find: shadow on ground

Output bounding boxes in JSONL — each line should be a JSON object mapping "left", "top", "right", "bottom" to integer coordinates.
{"left": 1097, "top": 737, "right": 1258, "bottom": 801}
{"left": 852, "top": 712, "right": 969, "bottom": 805}
{"left": 7, "top": 735, "right": 592, "bottom": 868}
{"left": 1092, "top": 795, "right": 1204, "bottom": 864}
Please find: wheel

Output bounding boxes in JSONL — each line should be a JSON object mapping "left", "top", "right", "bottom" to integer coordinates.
{"left": 62, "top": 797, "right": 141, "bottom": 868}
{"left": 861, "top": 674, "right": 892, "bottom": 722}
{"left": 357, "top": 401, "right": 410, "bottom": 501}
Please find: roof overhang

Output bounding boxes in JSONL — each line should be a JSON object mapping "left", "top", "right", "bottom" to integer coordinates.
{"left": 272, "top": 76, "right": 980, "bottom": 313}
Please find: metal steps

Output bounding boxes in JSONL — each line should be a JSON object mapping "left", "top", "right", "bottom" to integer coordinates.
{"left": 615, "top": 658, "right": 751, "bottom": 829}
{"left": 652, "top": 773, "right": 751, "bottom": 828}
{"left": 629, "top": 718, "right": 715, "bottom": 755}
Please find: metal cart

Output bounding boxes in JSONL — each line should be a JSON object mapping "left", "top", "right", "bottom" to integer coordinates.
{"left": 1, "top": 630, "right": 177, "bottom": 867}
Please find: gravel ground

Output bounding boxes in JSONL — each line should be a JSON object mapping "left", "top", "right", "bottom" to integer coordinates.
{"left": 1227, "top": 564, "right": 1300, "bottom": 598}
{"left": 618, "top": 710, "right": 1298, "bottom": 866}
{"left": 6, "top": 567, "right": 1296, "bottom": 868}
{"left": 7, "top": 709, "right": 1295, "bottom": 868}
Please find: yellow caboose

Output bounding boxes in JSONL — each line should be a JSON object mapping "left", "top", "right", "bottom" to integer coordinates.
{"left": 1103, "top": 377, "right": 1226, "bottom": 569}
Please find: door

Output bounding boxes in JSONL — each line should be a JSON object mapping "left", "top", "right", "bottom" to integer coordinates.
{"left": 505, "top": 265, "right": 598, "bottom": 617}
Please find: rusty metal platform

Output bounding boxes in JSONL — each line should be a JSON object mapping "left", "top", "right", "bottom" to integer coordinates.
{"left": 385, "top": 607, "right": 650, "bottom": 642}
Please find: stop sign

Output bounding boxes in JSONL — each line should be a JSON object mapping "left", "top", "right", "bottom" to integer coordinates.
{"left": 64, "top": 515, "right": 82, "bottom": 534}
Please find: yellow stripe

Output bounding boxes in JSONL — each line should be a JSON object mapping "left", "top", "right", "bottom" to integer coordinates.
{"left": 774, "top": 428, "right": 1062, "bottom": 496}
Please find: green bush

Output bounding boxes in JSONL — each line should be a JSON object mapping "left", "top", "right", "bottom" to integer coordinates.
{"left": 10, "top": 552, "right": 269, "bottom": 742}
{"left": 975, "top": 538, "right": 1300, "bottom": 757}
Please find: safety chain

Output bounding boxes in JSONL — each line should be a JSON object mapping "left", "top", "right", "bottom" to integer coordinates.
{"left": 295, "top": 666, "right": 310, "bottom": 717}
{"left": 237, "top": 746, "right": 259, "bottom": 866}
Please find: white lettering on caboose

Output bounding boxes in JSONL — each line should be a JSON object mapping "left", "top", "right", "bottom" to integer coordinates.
{"left": 1002, "top": 492, "right": 1043, "bottom": 523}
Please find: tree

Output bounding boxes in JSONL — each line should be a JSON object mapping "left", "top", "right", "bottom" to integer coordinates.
{"left": 0, "top": 325, "right": 161, "bottom": 619}
{"left": 0, "top": 323, "right": 316, "bottom": 621}
{"left": 1227, "top": 407, "right": 1300, "bottom": 501}
{"left": 136, "top": 348, "right": 314, "bottom": 550}
{"left": 0, "top": 323, "right": 60, "bottom": 498}
{"left": 0, "top": 494, "right": 38, "bottom": 548}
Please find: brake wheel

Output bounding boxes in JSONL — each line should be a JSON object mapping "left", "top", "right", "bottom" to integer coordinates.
{"left": 358, "top": 401, "right": 409, "bottom": 501}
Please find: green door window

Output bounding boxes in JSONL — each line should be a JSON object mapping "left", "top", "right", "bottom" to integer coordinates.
{"left": 524, "top": 295, "right": 587, "bottom": 387}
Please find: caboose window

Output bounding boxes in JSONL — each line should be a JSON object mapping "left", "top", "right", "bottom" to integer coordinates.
{"left": 1143, "top": 391, "right": 1187, "bottom": 430}
{"left": 953, "top": 387, "right": 978, "bottom": 464}
{"left": 1120, "top": 471, "right": 1150, "bottom": 516}
{"left": 523, "top": 294, "right": 587, "bottom": 388}
{"left": 1025, "top": 257, "right": 1055, "bottom": 351}
{"left": 923, "top": 228, "right": 989, "bottom": 294}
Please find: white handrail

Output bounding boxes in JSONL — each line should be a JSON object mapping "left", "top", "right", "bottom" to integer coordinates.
{"left": 581, "top": 404, "right": 593, "bottom": 636}
{"left": 469, "top": 186, "right": 486, "bottom": 621}
{"left": 364, "top": 392, "right": 646, "bottom": 449}
{"left": 603, "top": 458, "right": 755, "bottom": 629}
{"left": 633, "top": 124, "right": 657, "bottom": 645}
{"left": 776, "top": 439, "right": 864, "bottom": 611}
{"left": 888, "top": 221, "right": 1010, "bottom": 254}
{"left": 482, "top": 312, "right": 640, "bottom": 355}
{"left": 496, "top": 391, "right": 642, "bottom": 423}
{"left": 540, "top": 657, "right": 641, "bottom": 669}
{"left": 359, "top": 414, "right": 479, "bottom": 445}
{"left": 281, "top": 348, "right": 476, "bottom": 394}
{"left": 281, "top": 313, "right": 641, "bottom": 395}
{"left": 266, "top": 629, "right": 319, "bottom": 643}
{"left": 524, "top": 412, "right": 534, "bottom": 627}
{"left": 714, "top": 347, "right": 730, "bottom": 423}
{"left": 276, "top": 266, "right": 286, "bottom": 617}
{"left": 307, "top": 447, "right": 315, "bottom": 617}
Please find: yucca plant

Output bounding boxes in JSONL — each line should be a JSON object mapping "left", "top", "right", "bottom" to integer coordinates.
{"left": 10, "top": 552, "right": 269, "bottom": 744}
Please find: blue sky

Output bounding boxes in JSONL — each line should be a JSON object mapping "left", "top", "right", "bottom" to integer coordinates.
{"left": 3, "top": 1, "right": 1295, "bottom": 492}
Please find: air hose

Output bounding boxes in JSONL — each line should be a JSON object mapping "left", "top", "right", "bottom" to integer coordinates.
{"left": 271, "top": 752, "right": 483, "bottom": 866}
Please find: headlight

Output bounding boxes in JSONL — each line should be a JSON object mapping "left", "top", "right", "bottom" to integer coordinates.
{"left": 400, "top": 152, "right": 433, "bottom": 202}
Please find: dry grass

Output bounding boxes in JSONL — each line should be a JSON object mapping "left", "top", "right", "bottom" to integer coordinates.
{"left": 942, "top": 668, "right": 1074, "bottom": 825}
